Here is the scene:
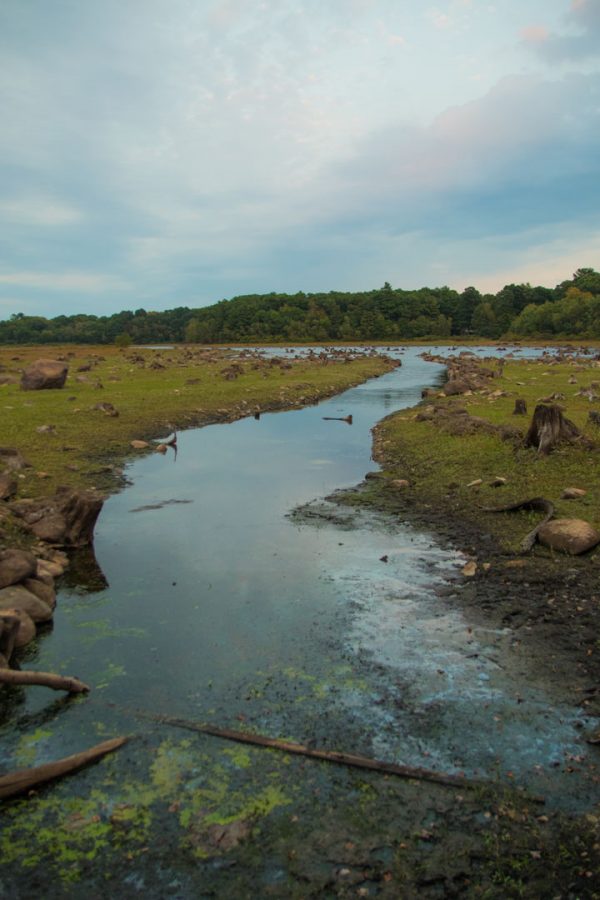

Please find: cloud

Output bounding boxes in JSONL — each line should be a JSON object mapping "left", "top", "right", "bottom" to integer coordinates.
{"left": 0, "top": 196, "right": 83, "bottom": 226}
{"left": 534, "top": 0, "right": 600, "bottom": 61}
{"left": 0, "top": 271, "right": 127, "bottom": 292}
{"left": 520, "top": 25, "right": 549, "bottom": 44}
{"left": 303, "top": 70, "right": 600, "bottom": 242}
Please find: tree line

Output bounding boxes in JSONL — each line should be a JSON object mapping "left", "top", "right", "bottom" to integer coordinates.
{"left": 1, "top": 268, "right": 599, "bottom": 345}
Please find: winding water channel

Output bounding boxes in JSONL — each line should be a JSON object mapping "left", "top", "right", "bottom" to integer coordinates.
{"left": 1, "top": 346, "right": 599, "bottom": 894}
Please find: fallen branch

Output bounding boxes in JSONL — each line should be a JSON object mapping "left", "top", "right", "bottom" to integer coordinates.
{"left": 480, "top": 497, "right": 554, "bottom": 552}
{"left": 0, "top": 736, "right": 128, "bottom": 801}
{"left": 137, "top": 711, "right": 487, "bottom": 791}
{"left": 0, "top": 669, "right": 90, "bottom": 693}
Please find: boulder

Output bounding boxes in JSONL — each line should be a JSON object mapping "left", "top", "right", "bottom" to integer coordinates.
{"left": 21, "top": 359, "right": 68, "bottom": 391}
{"left": 0, "top": 473, "right": 17, "bottom": 500}
{"left": 22, "top": 578, "right": 57, "bottom": 611}
{"left": 0, "top": 585, "right": 53, "bottom": 622}
{"left": 10, "top": 487, "right": 104, "bottom": 547}
{"left": 443, "top": 379, "right": 471, "bottom": 396}
{"left": 0, "top": 448, "right": 31, "bottom": 471}
{"left": 36, "top": 559, "right": 63, "bottom": 579}
{"left": 537, "top": 519, "right": 600, "bottom": 555}
{"left": 30, "top": 512, "right": 68, "bottom": 543}
{"left": 0, "top": 549, "right": 38, "bottom": 589}
{"left": 0, "top": 609, "right": 36, "bottom": 648}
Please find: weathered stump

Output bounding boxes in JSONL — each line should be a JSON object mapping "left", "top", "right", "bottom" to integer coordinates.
{"left": 512, "top": 398, "right": 527, "bottom": 415}
{"left": 524, "top": 404, "right": 582, "bottom": 455}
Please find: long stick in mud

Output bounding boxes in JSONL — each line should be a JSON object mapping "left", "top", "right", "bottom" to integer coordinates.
{"left": 0, "top": 736, "right": 128, "bottom": 801}
{"left": 135, "top": 710, "right": 495, "bottom": 792}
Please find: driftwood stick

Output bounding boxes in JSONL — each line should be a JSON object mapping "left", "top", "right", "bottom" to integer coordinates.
{"left": 139, "top": 711, "right": 482, "bottom": 790}
{"left": 0, "top": 736, "right": 128, "bottom": 801}
{"left": 0, "top": 669, "right": 90, "bottom": 694}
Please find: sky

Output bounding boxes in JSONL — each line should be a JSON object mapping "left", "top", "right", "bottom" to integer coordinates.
{"left": 0, "top": 0, "right": 599, "bottom": 318}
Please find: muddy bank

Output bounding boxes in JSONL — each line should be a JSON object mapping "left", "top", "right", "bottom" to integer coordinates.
{"left": 328, "top": 474, "right": 600, "bottom": 717}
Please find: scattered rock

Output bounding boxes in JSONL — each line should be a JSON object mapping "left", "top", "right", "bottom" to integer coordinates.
{"left": 0, "top": 549, "right": 38, "bottom": 589}
{"left": 443, "top": 379, "right": 471, "bottom": 396}
{"left": 390, "top": 479, "right": 410, "bottom": 489}
{"left": 0, "top": 585, "right": 53, "bottom": 622}
{"left": 462, "top": 561, "right": 477, "bottom": 577}
{"left": 0, "top": 608, "right": 36, "bottom": 647}
{"left": 10, "top": 487, "right": 104, "bottom": 547}
{"left": 130, "top": 440, "right": 150, "bottom": 449}
{"left": 155, "top": 444, "right": 168, "bottom": 454}
{"left": 0, "top": 473, "right": 17, "bottom": 500}
{"left": 22, "top": 578, "right": 57, "bottom": 611}
{"left": 93, "top": 402, "right": 119, "bottom": 417}
{"left": 561, "top": 487, "right": 587, "bottom": 499}
{"left": 21, "top": 359, "right": 68, "bottom": 391}
{"left": 0, "top": 448, "right": 32, "bottom": 471}
{"left": 537, "top": 519, "right": 600, "bottom": 555}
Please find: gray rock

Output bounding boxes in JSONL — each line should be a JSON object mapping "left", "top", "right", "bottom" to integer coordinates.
{"left": 0, "top": 548, "right": 38, "bottom": 589}
{"left": 0, "top": 585, "right": 53, "bottom": 622}
{"left": 0, "top": 448, "right": 31, "bottom": 470}
{"left": 0, "top": 473, "right": 17, "bottom": 500}
{"left": 21, "top": 359, "right": 68, "bottom": 391}
{"left": 0, "top": 608, "right": 36, "bottom": 647}
{"left": 22, "top": 578, "right": 57, "bottom": 611}
{"left": 537, "top": 518, "right": 600, "bottom": 555}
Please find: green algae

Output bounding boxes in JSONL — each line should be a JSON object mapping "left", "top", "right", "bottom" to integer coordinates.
{"left": 95, "top": 662, "right": 127, "bottom": 690}
{"left": 0, "top": 733, "right": 297, "bottom": 883}
{"left": 14, "top": 728, "right": 54, "bottom": 767}
{"left": 75, "top": 618, "right": 146, "bottom": 645}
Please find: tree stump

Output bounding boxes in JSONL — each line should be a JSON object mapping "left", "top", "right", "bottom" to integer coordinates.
{"left": 512, "top": 398, "right": 527, "bottom": 415}
{"left": 524, "top": 404, "right": 582, "bottom": 455}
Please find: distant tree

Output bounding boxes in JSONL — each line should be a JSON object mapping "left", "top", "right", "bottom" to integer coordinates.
{"left": 471, "top": 301, "right": 498, "bottom": 338}
{"left": 114, "top": 332, "right": 133, "bottom": 348}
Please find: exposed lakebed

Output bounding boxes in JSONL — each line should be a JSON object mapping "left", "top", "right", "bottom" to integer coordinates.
{"left": 1, "top": 346, "right": 599, "bottom": 896}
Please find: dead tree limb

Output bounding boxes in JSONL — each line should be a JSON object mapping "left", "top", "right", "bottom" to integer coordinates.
{"left": 524, "top": 403, "right": 583, "bottom": 455}
{"left": 0, "top": 736, "right": 128, "bottom": 801}
{"left": 138, "top": 711, "right": 488, "bottom": 790}
{"left": 0, "top": 669, "right": 90, "bottom": 693}
{"left": 481, "top": 497, "right": 554, "bottom": 552}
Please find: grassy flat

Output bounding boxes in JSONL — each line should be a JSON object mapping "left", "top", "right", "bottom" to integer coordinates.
{"left": 373, "top": 352, "right": 600, "bottom": 552}
{"left": 0, "top": 345, "right": 395, "bottom": 500}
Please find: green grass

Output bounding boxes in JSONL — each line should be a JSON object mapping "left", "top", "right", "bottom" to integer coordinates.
{"left": 0, "top": 344, "right": 394, "bottom": 499}
{"left": 374, "top": 355, "right": 600, "bottom": 551}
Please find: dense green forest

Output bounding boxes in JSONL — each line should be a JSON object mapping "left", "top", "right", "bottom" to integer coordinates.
{"left": 1, "top": 268, "right": 599, "bottom": 345}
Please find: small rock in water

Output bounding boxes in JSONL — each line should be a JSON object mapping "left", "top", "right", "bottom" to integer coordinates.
{"left": 462, "top": 561, "right": 477, "bottom": 577}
